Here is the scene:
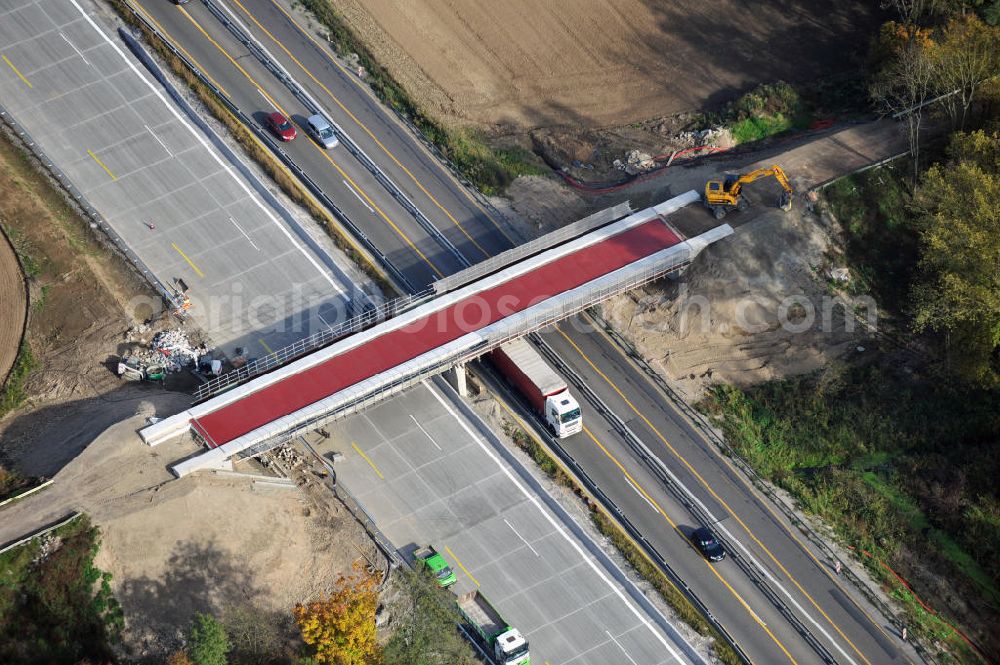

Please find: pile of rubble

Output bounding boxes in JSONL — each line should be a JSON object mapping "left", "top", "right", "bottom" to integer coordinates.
{"left": 614, "top": 150, "right": 657, "bottom": 175}
{"left": 674, "top": 126, "right": 734, "bottom": 149}
{"left": 118, "top": 328, "right": 218, "bottom": 380}
{"left": 150, "top": 330, "right": 203, "bottom": 371}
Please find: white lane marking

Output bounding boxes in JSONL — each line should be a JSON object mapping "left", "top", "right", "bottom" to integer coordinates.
{"left": 629, "top": 429, "right": 859, "bottom": 665}
{"left": 65, "top": 0, "right": 345, "bottom": 295}
{"left": 424, "top": 382, "right": 689, "bottom": 665}
{"left": 60, "top": 32, "right": 89, "bottom": 65}
{"left": 229, "top": 217, "right": 260, "bottom": 251}
{"left": 409, "top": 414, "right": 441, "bottom": 451}
{"left": 503, "top": 518, "right": 540, "bottom": 557}
{"left": 606, "top": 631, "right": 640, "bottom": 665}
{"left": 342, "top": 179, "right": 374, "bottom": 213}
{"left": 623, "top": 474, "right": 659, "bottom": 514}
{"left": 257, "top": 87, "right": 280, "bottom": 112}
{"left": 144, "top": 124, "right": 172, "bottom": 157}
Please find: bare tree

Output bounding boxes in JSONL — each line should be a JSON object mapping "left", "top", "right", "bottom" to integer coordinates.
{"left": 871, "top": 39, "right": 936, "bottom": 180}
{"left": 881, "top": 0, "right": 953, "bottom": 23}
{"left": 930, "top": 16, "right": 1000, "bottom": 128}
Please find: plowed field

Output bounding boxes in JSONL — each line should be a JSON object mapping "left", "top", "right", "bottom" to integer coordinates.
{"left": 335, "top": 0, "right": 880, "bottom": 129}
{"left": 0, "top": 229, "right": 26, "bottom": 387}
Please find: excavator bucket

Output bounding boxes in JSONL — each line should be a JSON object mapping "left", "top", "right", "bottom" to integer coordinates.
{"left": 778, "top": 191, "right": 793, "bottom": 212}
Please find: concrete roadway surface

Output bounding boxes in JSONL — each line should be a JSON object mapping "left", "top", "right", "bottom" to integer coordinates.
{"left": 127, "top": 0, "right": 519, "bottom": 290}
{"left": 0, "top": 0, "right": 356, "bottom": 354}
{"left": 117, "top": 1, "right": 924, "bottom": 661}
{"left": 533, "top": 316, "right": 921, "bottom": 665}
{"left": 310, "top": 379, "right": 703, "bottom": 665}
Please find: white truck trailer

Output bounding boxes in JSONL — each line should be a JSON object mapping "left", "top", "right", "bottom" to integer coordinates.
{"left": 490, "top": 338, "right": 582, "bottom": 438}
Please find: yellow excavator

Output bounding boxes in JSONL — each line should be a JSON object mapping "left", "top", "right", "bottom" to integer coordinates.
{"left": 703, "top": 165, "right": 793, "bottom": 219}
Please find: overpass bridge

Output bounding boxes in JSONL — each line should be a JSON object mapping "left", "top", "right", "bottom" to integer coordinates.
{"left": 142, "top": 191, "right": 732, "bottom": 476}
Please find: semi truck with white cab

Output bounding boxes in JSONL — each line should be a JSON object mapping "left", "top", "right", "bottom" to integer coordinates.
{"left": 456, "top": 590, "right": 531, "bottom": 665}
{"left": 491, "top": 338, "right": 582, "bottom": 438}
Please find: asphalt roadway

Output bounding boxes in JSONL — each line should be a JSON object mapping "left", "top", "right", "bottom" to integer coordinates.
{"left": 2, "top": 0, "right": 921, "bottom": 663}
{"left": 535, "top": 318, "right": 917, "bottom": 665}
{"left": 126, "top": 0, "right": 521, "bottom": 289}
{"left": 0, "top": 0, "right": 358, "bottom": 354}
{"left": 143, "top": 1, "right": 927, "bottom": 657}
{"left": 309, "top": 378, "right": 701, "bottom": 665}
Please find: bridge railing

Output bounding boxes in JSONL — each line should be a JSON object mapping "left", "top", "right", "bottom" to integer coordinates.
{"left": 193, "top": 289, "right": 434, "bottom": 401}
{"left": 222, "top": 237, "right": 704, "bottom": 460}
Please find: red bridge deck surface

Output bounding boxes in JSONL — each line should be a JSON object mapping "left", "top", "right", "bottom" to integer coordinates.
{"left": 194, "top": 219, "right": 681, "bottom": 446}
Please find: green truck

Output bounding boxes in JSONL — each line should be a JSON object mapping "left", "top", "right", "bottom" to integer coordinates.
{"left": 414, "top": 545, "right": 457, "bottom": 588}
{"left": 456, "top": 590, "right": 530, "bottom": 665}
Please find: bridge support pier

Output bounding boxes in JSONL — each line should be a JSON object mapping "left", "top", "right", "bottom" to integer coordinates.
{"left": 446, "top": 362, "right": 468, "bottom": 398}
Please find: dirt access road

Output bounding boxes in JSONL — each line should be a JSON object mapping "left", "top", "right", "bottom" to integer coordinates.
{"left": 329, "top": 0, "right": 881, "bottom": 130}
{"left": 0, "top": 228, "right": 26, "bottom": 388}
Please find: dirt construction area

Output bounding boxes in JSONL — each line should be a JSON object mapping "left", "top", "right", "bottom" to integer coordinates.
{"left": 0, "top": 228, "right": 26, "bottom": 388}
{"left": 329, "top": 0, "right": 881, "bottom": 130}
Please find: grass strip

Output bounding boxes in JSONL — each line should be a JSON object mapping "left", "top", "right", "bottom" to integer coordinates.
{"left": 0, "top": 344, "right": 36, "bottom": 419}
{"left": 108, "top": 0, "right": 395, "bottom": 296}
{"left": 499, "top": 419, "right": 742, "bottom": 665}
{"left": 297, "top": 0, "right": 547, "bottom": 195}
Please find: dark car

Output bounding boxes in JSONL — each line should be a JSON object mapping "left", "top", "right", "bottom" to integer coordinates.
{"left": 691, "top": 527, "right": 726, "bottom": 562}
{"left": 266, "top": 112, "right": 296, "bottom": 142}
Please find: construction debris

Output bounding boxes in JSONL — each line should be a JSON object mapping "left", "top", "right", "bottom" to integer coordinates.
{"left": 617, "top": 150, "right": 656, "bottom": 175}
{"left": 118, "top": 328, "right": 213, "bottom": 381}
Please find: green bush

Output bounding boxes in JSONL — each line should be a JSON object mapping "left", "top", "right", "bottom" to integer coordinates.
{"left": 1, "top": 344, "right": 37, "bottom": 419}
{"left": 0, "top": 515, "right": 122, "bottom": 664}
{"left": 704, "top": 362, "right": 1000, "bottom": 654}
{"left": 188, "top": 612, "right": 231, "bottom": 665}
{"left": 719, "top": 81, "right": 807, "bottom": 143}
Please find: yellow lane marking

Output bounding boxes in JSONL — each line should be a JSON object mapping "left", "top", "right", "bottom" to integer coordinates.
{"left": 581, "top": 426, "right": 797, "bottom": 664}
{"left": 560, "top": 323, "right": 875, "bottom": 665}
{"left": 444, "top": 544, "right": 480, "bottom": 588}
{"left": 2, "top": 54, "right": 32, "bottom": 88}
{"left": 178, "top": 6, "right": 445, "bottom": 279}
{"left": 618, "top": 325, "right": 908, "bottom": 663}
{"left": 170, "top": 242, "right": 204, "bottom": 277}
{"left": 130, "top": 2, "right": 383, "bottom": 281}
{"left": 490, "top": 394, "right": 773, "bottom": 664}
{"left": 258, "top": 0, "right": 514, "bottom": 252}
{"left": 351, "top": 441, "right": 384, "bottom": 479}
{"left": 130, "top": 0, "right": 230, "bottom": 96}
{"left": 87, "top": 149, "right": 117, "bottom": 181}
{"left": 258, "top": 338, "right": 274, "bottom": 354}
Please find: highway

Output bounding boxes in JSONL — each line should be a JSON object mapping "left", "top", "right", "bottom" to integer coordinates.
{"left": 311, "top": 378, "right": 702, "bottom": 665}
{"left": 130, "top": 4, "right": 924, "bottom": 662}
{"left": 0, "top": 0, "right": 361, "bottom": 354}
{"left": 1, "top": 0, "right": 920, "bottom": 663}
{"left": 125, "top": 0, "right": 520, "bottom": 289}
{"left": 537, "top": 318, "right": 913, "bottom": 665}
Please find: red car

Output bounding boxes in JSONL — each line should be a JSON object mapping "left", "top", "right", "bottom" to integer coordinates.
{"left": 266, "top": 112, "right": 296, "bottom": 142}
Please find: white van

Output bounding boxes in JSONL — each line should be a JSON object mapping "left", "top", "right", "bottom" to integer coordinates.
{"left": 306, "top": 114, "right": 338, "bottom": 148}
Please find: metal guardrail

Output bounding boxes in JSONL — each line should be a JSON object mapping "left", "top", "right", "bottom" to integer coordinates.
{"left": 296, "top": 436, "right": 402, "bottom": 572}
{"left": 467, "top": 365, "right": 716, "bottom": 664}
{"left": 0, "top": 512, "right": 82, "bottom": 556}
{"left": 116, "top": 2, "right": 416, "bottom": 294}
{"left": 533, "top": 332, "right": 837, "bottom": 664}
{"left": 220, "top": 247, "right": 696, "bottom": 460}
{"left": 201, "top": 0, "right": 471, "bottom": 272}
{"left": 432, "top": 201, "right": 635, "bottom": 295}
{"left": 586, "top": 308, "right": 937, "bottom": 665}
{"left": 193, "top": 288, "right": 434, "bottom": 400}
{"left": 0, "top": 104, "right": 180, "bottom": 311}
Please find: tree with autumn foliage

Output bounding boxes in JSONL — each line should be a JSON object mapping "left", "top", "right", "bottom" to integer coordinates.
{"left": 293, "top": 565, "right": 381, "bottom": 665}
{"left": 912, "top": 129, "right": 1000, "bottom": 384}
